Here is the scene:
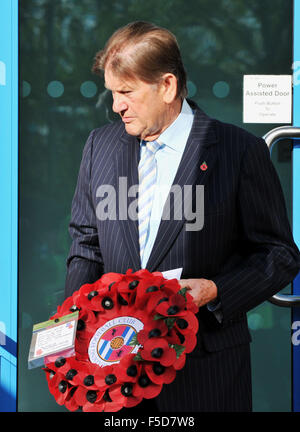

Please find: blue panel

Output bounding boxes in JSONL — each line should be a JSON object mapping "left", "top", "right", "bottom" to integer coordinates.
{"left": 0, "top": 0, "right": 18, "bottom": 412}
{"left": 293, "top": 0, "right": 300, "bottom": 413}
{"left": 293, "top": 143, "right": 300, "bottom": 412}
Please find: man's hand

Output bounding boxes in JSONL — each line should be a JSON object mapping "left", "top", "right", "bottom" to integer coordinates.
{"left": 178, "top": 278, "right": 218, "bottom": 307}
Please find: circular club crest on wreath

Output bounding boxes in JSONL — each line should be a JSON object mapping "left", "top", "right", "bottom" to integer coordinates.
{"left": 43, "top": 269, "right": 199, "bottom": 412}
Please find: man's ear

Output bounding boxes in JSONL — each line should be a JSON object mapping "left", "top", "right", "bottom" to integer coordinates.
{"left": 160, "top": 73, "right": 178, "bottom": 104}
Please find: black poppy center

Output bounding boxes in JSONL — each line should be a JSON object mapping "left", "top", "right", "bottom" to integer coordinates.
{"left": 86, "top": 390, "right": 97, "bottom": 403}
{"left": 121, "top": 383, "right": 133, "bottom": 397}
{"left": 108, "top": 282, "right": 115, "bottom": 291}
{"left": 101, "top": 297, "right": 114, "bottom": 310}
{"left": 148, "top": 328, "right": 161, "bottom": 338}
{"left": 55, "top": 356, "right": 66, "bottom": 368}
{"left": 138, "top": 374, "right": 150, "bottom": 387}
{"left": 87, "top": 290, "right": 98, "bottom": 300}
{"left": 105, "top": 374, "right": 117, "bottom": 385}
{"left": 84, "top": 375, "right": 94, "bottom": 386}
{"left": 176, "top": 318, "right": 188, "bottom": 329}
{"left": 167, "top": 305, "right": 179, "bottom": 315}
{"left": 77, "top": 319, "right": 85, "bottom": 331}
{"left": 65, "top": 369, "right": 78, "bottom": 380}
{"left": 157, "top": 297, "right": 169, "bottom": 305}
{"left": 177, "top": 332, "right": 185, "bottom": 344}
{"left": 151, "top": 347, "right": 163, "bottom": 358}
{"left": 103, "top": 389, "right": 112, "bottom": 402}
{"left": 126, "top": 365, "right": 138, "bottom": 377}
{"left": 153, "top": 363, "right": 165, "bottom": 375}
{"left": 58, "top": 380, "right": 68, "bottom": 393}
{"left": 129, "top": 280, "right": 139, "bottom": 290}
{"left": 118, "top": 294, "right": 128, "bottom": 306}
{"left": 146, "top": 285, "right": 159, "bottom": 293}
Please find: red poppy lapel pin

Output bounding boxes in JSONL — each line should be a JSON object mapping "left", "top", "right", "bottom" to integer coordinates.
{"left": 200, "top": 161, "right": 208, "bottom": 171}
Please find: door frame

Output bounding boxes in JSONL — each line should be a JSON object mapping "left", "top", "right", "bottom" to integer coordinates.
{"left": 292, "top": 0, "right": 300, "bottom": 412}
{"left": 0, "top": 0, "right": 18, "bottom": 413}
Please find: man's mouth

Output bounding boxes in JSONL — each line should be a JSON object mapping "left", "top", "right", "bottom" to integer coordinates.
{"left": 122, "top": 116, "right": 134, "bottom": 123}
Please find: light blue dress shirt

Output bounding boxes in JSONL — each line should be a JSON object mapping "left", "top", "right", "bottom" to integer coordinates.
{"left": 140, "top": 98, "right": 194, "bottom": 269}
{"left": 139, "top": 99, "right": 222, "bottom": 323}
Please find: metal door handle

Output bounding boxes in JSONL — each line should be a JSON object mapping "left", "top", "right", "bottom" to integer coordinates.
{"left": 263, "top": 126, "right": 300, "bottom": 307}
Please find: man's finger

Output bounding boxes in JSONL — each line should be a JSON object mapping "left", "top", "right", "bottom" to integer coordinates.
{"left": 178, "top": 279, "right": 191, "bottom": 289}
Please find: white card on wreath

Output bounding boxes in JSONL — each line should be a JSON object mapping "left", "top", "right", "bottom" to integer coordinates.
{"left": 161, "top": 267, "right": 183, "bottom": 280}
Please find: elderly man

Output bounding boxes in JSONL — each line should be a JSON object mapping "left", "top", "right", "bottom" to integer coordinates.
{"left": 65, "top": 21, "right": 300, "bottom": 412}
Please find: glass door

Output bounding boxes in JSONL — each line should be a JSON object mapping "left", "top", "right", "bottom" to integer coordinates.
{"left": 18, "top": 0, "right": 296, "bottom": 411}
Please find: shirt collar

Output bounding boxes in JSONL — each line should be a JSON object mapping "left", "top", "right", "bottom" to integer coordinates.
{"left": 140, "top": 99, "right": 194, "bottom": 153}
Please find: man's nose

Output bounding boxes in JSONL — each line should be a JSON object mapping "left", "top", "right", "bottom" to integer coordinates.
{"left": 112, "top": 94, "right": 128, "bottom": 113}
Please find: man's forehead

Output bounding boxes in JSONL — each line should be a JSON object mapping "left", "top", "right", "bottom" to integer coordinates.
{"left": 104, "top": 69, "right": 137, "bottom": 90}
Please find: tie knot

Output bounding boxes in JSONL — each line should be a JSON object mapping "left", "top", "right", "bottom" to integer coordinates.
{"left": 145, "top": 140, "right": 161, "bottom": 155}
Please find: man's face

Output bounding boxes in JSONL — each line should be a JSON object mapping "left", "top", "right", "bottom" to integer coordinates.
{"left": 104, "top": 68, "right": 167, "bottom": 141}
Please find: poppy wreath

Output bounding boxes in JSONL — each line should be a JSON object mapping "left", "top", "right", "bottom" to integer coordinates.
{"left": 43, "top": 269, "right": 199, "bottom": 412}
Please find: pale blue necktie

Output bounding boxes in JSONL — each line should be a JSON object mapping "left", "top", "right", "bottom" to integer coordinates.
{"left": 138, "top": 140, "right": 161, "bottom": 264}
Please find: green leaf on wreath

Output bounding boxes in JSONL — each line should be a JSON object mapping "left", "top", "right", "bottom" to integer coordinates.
{"left": 129, "top": 333, "right": 138, "bottom": 346}
{"left": 153, "top": 313, "right": 165, "bottom": 321}
{"left": 178, "top": 287, "right": 188, "bottom": 300}
{"left": 133, "top": 352, "right": 144, "bottom": 361}
{"left": 165, "top": 317, "right": 176, "bottom": 329}
{"left": 170, "top": 344, "right": 185, "bottom": 359}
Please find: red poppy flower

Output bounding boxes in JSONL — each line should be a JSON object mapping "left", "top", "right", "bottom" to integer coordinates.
{"left": 93, "top": 364, "right": 121, "bottom": 390}
{"left": 44, "top": 369, "right": 76, "bottom": 406}
{"left": 134, "top": 276, "right": 166, "bottom": 309}
{"left": 144, "top": 362, "right": 176, "bottom": 385}
{"left": 64, "top": 392, "right": 80, "bottom": 411}
{"left": 72, "top": 361, "right": 104, "bottom": 390}
{"left": 174, "top": 311, "right": 199, "bottom": 334}
{"left": 133, "top": 373, "right": 163, "bottom": 399}
{"left": 116, "top": 354, "right": 142, "bottom": 383}
{"left": 109, "top": 383, "right": 143, "bottom": 408}
{"left": 137, "top": 319, "right": 169, "bottom": 345}
{"left": 74, "top": 385, "right": 105, "bottom": 412}
{"left": 44, "top": 356, "right": 85, "bottom": 380}
{"left": 144, "top": 290, "right": 171, "bottom": 314}
{"left": 98, "top": 389, "right": 125, "bottom": 412}
{"left": 100, "top": 272, "right": 124, "bottom": 286}
{"left": 165, "top": 328, "right": 182, "bottom": 346}
{"left": 182, "top": 331, "right": 197, "bottom": 353}
{"left": 115, "top": 272, "right": 143, "bottom": 295}
{"left": 76, "top": 282, "right": 119, "bottom": 313}
{"left": 44, "top": 364, "right": 79, "bottom": 411}
{"left": 183, "top": 291, "right": 199, "bottom": 314}
{"left": 173, "top": 352, "right": 186, "bottom": 370}
{"left": 155, "top": 292, "right": 187, "bottom": 317}
{"left": 141, "top": 338, "right": 177, "bottom": 367}
{"left": 161, "top": 278, "right": 182, "bottom": 296}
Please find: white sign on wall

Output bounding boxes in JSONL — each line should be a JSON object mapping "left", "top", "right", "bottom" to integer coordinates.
{"left": 243, "top": 75, "right": 292, "bottom": 123}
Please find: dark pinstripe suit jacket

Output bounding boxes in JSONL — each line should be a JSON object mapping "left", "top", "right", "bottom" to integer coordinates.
{"left": 65, "top": 99, "right": 300, "bottom": 357}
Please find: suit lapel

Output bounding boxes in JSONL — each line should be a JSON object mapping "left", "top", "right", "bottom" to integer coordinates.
{"left": 146, "top": 107, "right": 219, "bottom": 272}
{"left": 114, "top": 131, "right": 141, "bottom": 271}
{"left": 114, "top": 105, "right": 219, "bottom": 272}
